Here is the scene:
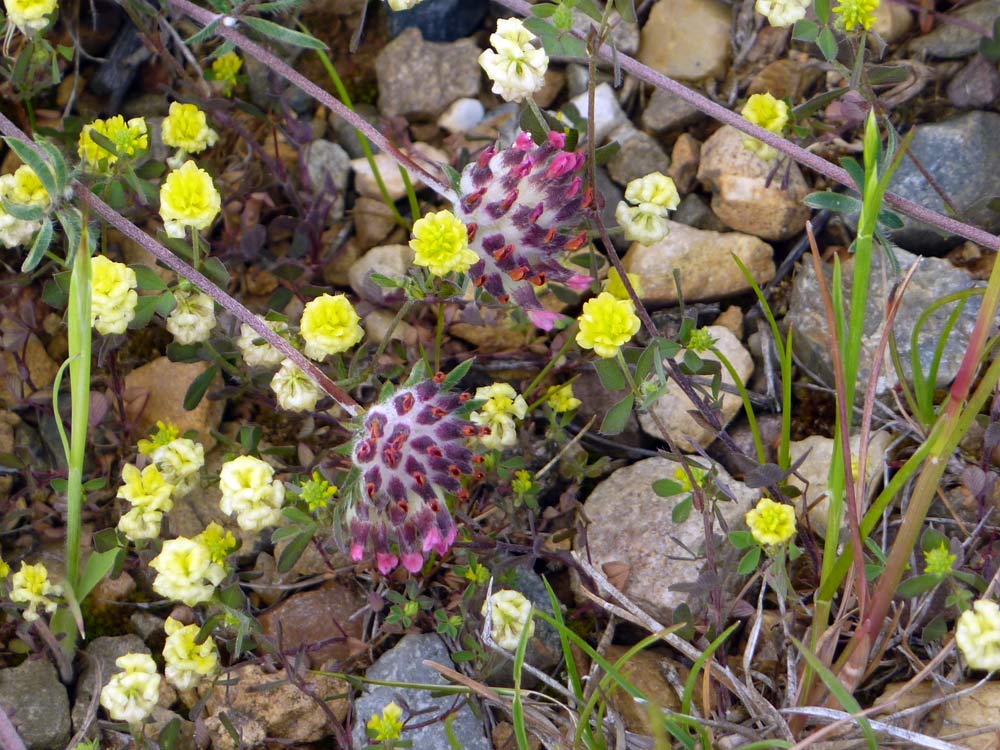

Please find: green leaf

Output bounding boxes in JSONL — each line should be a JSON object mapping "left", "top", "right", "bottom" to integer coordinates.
{"left": 552, "top": 1, "right": 574, "bottom": 29}
{"left": 3, "top": 137, "right": 57, "bottom": 199}
{"left": 21, "top": 219, "right": 53, "bottom": 273}
{"left": 158, "top": 718, "right": 181, "bottom": 750}
{"left": 652, "top": 478, "right": 684, "bottom": 497}
{"left": 249, "top": 0, "right": 306, "bottom": 12}
{"left": 876, "top": 209, "right": 903, "bottom": 230}
{"left": 614, "top": 0, "right": 637, "bottom": 23}
{"left": 814, "top": 0, "right": 830, "bottom": 23}
{"left": 241, "top": 16, "right": 327, "bottom": 50}
{"left": 594, "top": 141, "right": 621, "bottom": 166}
{"left": 277, "top": 531, "right": 312, "bottom": 573}
{"left": 980, "top": 18, "right": 1000, "bottom": 61}
{"left": 840, "top": 156, "right": 865, "bottom": 192}
{"left": 519, "top": 101, "right": 550, "bottom": 146}
{"left": 57, "top": 207, "right": 84, "bottom": 263}
{"left": 78, "top": 548, "right": 120, "bottom": 602}
{"left": 791, "top": 19, "right": 818, "bottom": 42}
{"left": 441, "top": 357, "right": 475, "bottom": 390}
{"left": 729, "top": 530, "right": 754, "bottom": 549}
{"left": 803, "top": 191, "right": 862, "bottom": 214}
{"left": 524, "top": 17, "right": 588, "bottom": 58}
{"left": 131, "top": 264, "right": 168, "bottom": 291}
{"left": 183, "top": 364, "right": 218, "bottom": 410}
{"left": 531, "top": 3, "right": 560, "bottom": 18}
{"left": 600, "top": 394, "right": 634, "bottom": 435}
{"left": 896, "top": 574, "right": 942, "bottom": 599}
{"left": 2, "top": 199, "right": 46, "bottom": 222}
{"left": 42, "top": 271, "right": 71, "bottom": 308}
{"left": 593, "top": 357, "right": 626, "bottom": 391}
{"left": 203, "top": 256, "right": 230, "bottom": 287}
{"left": 37, "top": 140, "right": 68, "bottom": 194}
{"left": 671, "top": 494, "right": 692, "bottom": 523}
{"left": 737, "top": 546, "right": 761, "bottom": 575}
{"left": 186, "top": 16, "right": 222, "bottom": 45}
{"left": 368, "top": 272, "right": 402, "bottom": 289}
{"left": 817, "top": 27, "right": 838, "bottom": 62}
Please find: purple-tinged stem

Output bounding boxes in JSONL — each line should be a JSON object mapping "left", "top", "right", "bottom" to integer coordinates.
{"left": 0, "top": 113, "right": 361, "bottom": 417}
{"left": 495, "top": 0, "right": 1000, "bottom": 251}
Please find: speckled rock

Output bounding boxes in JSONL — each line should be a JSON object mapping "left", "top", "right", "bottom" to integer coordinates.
{"left": 641, "top": 87, "right": 702, "bottom": 133}
{"left": 348, "top": 244, "right": 413, "bottom": 306}
{"left": 352, "top": 633, "right": 490, "bottom": 750}
{"left": 0, "top": 659, "right": 70, "bottom": 750}
{"left": 350, "top": 142, "right": 448, "bottom": 201}
{"left": 375, "top": 27, "right": 481, "bottom": 118}
{"left": 697, "top": 125, "right": 811, "bottom": 241}
{"left": 607, "top": 124, "right": 671, "bottom": 187}
{"left": 577, "top": 456, "right": 758, "bottom": 623}
{"left": 638, "top": 0, "right": 731, "bottom": 81}
{"left": 668, "top": 132, "right": 701, "bottom": 194}
{"left": 258, "top": 582, "right": 366, "bottom": 667}
{"left": 622, "top": 220, "right": 774, "bottom": 305}
{"left": 638, "top": 325, "right": 754, "bottom": 452}
{"left": 872, "top": 1, "right": 913, "bottom": 44}
{"left": 908, "top": 0, "right": 1000, "bottom": 58}
{"left": 885, "top": 112, "right": 1000, "bottom": 251}
{"left": 947, "top": 56, "right": 1000, "bottom": 109}
{"left": 304, "top": 140, "right": 350, "bottom": 219}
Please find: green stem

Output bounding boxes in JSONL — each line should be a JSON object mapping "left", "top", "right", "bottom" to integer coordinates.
{"left": 191, "top": 228, "right": 201, "bottom": 272}
{"left": 65, "top": 223, "right": 92, "bottom": 592}
{"left": 433, "top": 302, "right": 445, "bottom": 373}
{"left": 522, "top": 324, "right": 578, "bottom": 401}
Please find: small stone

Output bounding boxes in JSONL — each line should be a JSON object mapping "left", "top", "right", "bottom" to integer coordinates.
{"left": 876, "top": 680, "right": 1000, "bottom": 748}
{"left": 375, "top": 28, "right": 481, "bottom": 118}
{"left": 364, "top": 309, "right": 418, "bottom": 346}
{"left": 304, "top": 140, "right": 350, "bottom": 220}
{"left": 124, "top": 357, "right": 224, "bottom": 451}
{"left": 697, "top": 125, "right": 811, "bottom": 241}
{"left": 348, "top": 244, "right": 414, "bottom": 306}
{"left": 668, "top": 132, "right": 701, "bottom": 194}
{"left": 323, "top": 238, "right": 361, "bottom": 287}
{"left": 578, "top": 456, "right": 758, "bottom": 623}
{"left": 204, "top": 664, "right": 349, "bottom": 743}
{"left": 350, "top": 142, "right": 449, "bottom": 201}
{"left": 787, "top": 246, "right": 981, "bottom": 399}
{"left": 565, "top": 83, "right": 629, "bottom": 144}
{"left": 533, "top": 68, "right": 565, "bottom": 109}
{"left": 713, "top": 305, "right": 744, "bottom": 339}
{"left": 872, "top": 1, "right": 913, "bottom": 44}
{"left": 672, "top": 193, "right": 728, "bottom": 232}
{"left": 622, "top": 220, "right": 775, "bottom": 305}
{"left": 387, "top": 0, "right": 489, "bottom": 43}
{"left": 604, "top": 646, "right": 683, "bottom": 735}
{"left": 947, "top": 56, "right": 1000, "bottom": 110}
{"left": 144, "top": 707, "right": 196, "bottom": 750}
{"left": 353, "top": 197, "right": 399, "bottom": 251}
{"left": 258, "top": 582, "right": 367, "bottom": 668}
{"left": 638, "top": 326, "right": 754, "bottom": 452}
{"left": 747, "top": 58, "right": 822, "bottom": 101}
{"left": 0, "top": 327, "right": 59, "bottom": 407}
{"left": 437, "top": 97, "right": 485, "bottom": 134}
{"left": 596, "top": 166, "right": 629, "bottom": 250}
{"left": 0, "top": 410, "right": 18, "bottom": 496}
{"left": 908, "top": 0, "right": 1000, "bottom": 58}
{"left": 575, "top": 7, "right": 639, "bottom": 55}
{"left": 641, "top": 87, "right": 702, "bottom": 133}
{"left": 205, "top": 712, "right": 266, "bottom": 750}
{"left": 638, "top": 0, "right": 731, "bottom": 81}
{"left": 606, "top": 124, "right": 671, "bottom": 187}
{"left": 352, "top": 633, "right": 491, "bottom": 750}
{"left": 0, "top": 659, "right": 71, "bottom": 750}
{"left": 788, "top": 432, "right": 893, "bottom": 537}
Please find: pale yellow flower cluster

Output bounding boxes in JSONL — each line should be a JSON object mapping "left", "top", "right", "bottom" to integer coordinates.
{"left": 741, "top": 93, "right": 789, "bottom": 161}
{"left": 91, "top": 255, "right": 138, "bottom": 335}
{"left": 615, "top": 172, "right": 679, "bottom": 246}
{"left": 116, "top": 463, "right": 174, "bottom": 541}
{"left": 478, "top": 18, "right": 549, "bottom": 103}
{"left": 237, "top": 320, "right": 288, "bottom": 369}
{"left": 483, "top": 589, "right": 535, "bottom": 651}
{"left": 149, "top": 535, "right": 226, "bottom": 607}
{"left": 162, "top": 102, "right": 219, "bottom": 157}
{"left": 163, "top": 616, "right": 221, "bottom": 689}
{"left": 576, "top": 292, "right": 641, "bottom": 359}
{"left": 300, "top": 293, "right": 364, "bottom": 361}
{"left": 218, "top": 455, "right": 285, "bottom": 532}
{"left": 0, "top": 166, "right": 49, "bottom": 248}
{"left": 956, "top": 600, "right": 1000, "bottom": 672}
{"left": 99, "top": 653, "right": 160, "bottom": 725}
{"left": 471, "top": 383, "right": 528, "bottom": 450}
{"left": 3, "top": 0, "right": 58, "bottom": 34}
{"left": 9, "top": 561, "right": 61, "bottom": 622}
{"left": 166, "top": 287, "right": 216, "bottom": 345}
{"left": 270, "top": 359, "right": 324, "bottom": 412}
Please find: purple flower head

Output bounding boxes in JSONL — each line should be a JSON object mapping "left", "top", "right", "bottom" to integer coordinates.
{"left": 346, "top": 376, "right": 485, "bottom": 575}
{"left": 454, "top": 130, "right": 600, "bottom": 325}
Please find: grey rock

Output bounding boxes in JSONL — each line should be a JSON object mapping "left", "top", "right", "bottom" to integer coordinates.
{"left": 596, "top": 167, "right": 629, "bottom": 251}
{"left": 387, "top": 0, "right": 488, "bottom": 42}
{"left": 348, "top": 244, "right": 414, "bottom": 306}
{"left": 886, "top": 112, "right": 1000, "bottom": 252}
{"left": 437, "top": 98, "right": 485, "bottom": 134}
{"left": 352, "top": 634, "right": 490, "bottom": 750}
{"left": 305, "top": 140, "right": 350, "bottom": 220}
{"left": 376, "top": 28, "right": 481, "bottom": 119}
{"left": 672, "top": 193, "right": 726, "bottom": 231}
{"left": 245, "top": 53, "right": 311, "bottom": 113}
{"left": 787, "top": 246, "right": 980, "bottom": 400}
{"left": 0, "top": 659, "right": 70, "bottom": 750}
{"left": 607, "top": 124, "right": 671, "bottom": 187}
{"left": 577, "top": 457, "right": 758, "bottom": 623}
{"left": 574, "top": 7, "right": 639, "bottom": 55}
{"left": 909, "top": 0, "right": 1000, "bottom": 58}
{"left": 565, "top": 83, "right": 629, "bottom": 144}
{"left": 73, "top": 635, "right": 149, "bottom": 732}
{"left": 641, "top": 87, "right": 702, "bottom": 134}
{"left": 947, "top": 56, "right": 1000, "bottom": 110}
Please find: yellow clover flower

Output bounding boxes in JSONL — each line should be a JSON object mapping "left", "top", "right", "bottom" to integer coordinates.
{"left": 0, "top": 172, "right": 42, "bottom": 248}
{"left": 625, "top": 172, "right": 680, "bottom": 211}
{"left": 745, "top": 498, "right": 796, "bottom": 547}
{"left": 833, "top": 0, "right": 879, "bottom": 30}
{"left": 956, "top": 599, "right": 1000, "bottom": 672}
{"left": 211, "top": 51, "right": 242, "bottom": 95}
{"left": 237, "top": 319, "right": 288, "bottom": 369}
{"left": 478, "top": 17, "right": 549, "bottom": 103}
{"left": 741, "top": 93, "right": 789, "bottom": 161}
{"left": 367, "top": 701, "right": 404, "bottom": 742}
{"left": 163, "top": 617, "right": 221, "bottom": 690}
{"left": 546, "top": 383, "right": 581, "bottom": 413}
{"left": 511, "top": 470, "right": 534, "bottom": 495}
{"left": 3, "top": 0, "right": 58, "bottom": 34}
{"left": 195, "top": 522, "right": 237, "bottom": 566}
{"left": 299, "top": 293, "right": 364, "bottom": 361}
{"left": 470, "top": 383, "right": 528, "bottom": 450}
{"left": 117, "top": 463, "right": 174, "bottom": 512}
{"left": 78, "top": 115, "right": 149, "bottom": 172}
{"left": 99, "top": 653, "right": 160, "bottom": 725}
{"left": 165, "top": 288, "right": 216, "bottom": 345}
{"left": 218, "top": 455, "right": 285, "bottom": 532}
{"left": 10, "top": 165, "right": 50, "bottom": 208}
{"left": 483, "top": 589, "right": 535, "bottom": 651}
{"left": 755, "top": 0, "right": 810, "bottom": 27}
{"left": 673, "top": 463, "right": 708, "bottom": 493}
{"left": 0, "top": 556, "right": 9, "bottom": 579}
{"left": 615, "top": 172, "right": 679, "bottom": 246}
{"left": 575, "top": 292, "right": 641, "bottom": 359}
{"left": 159, "top": 160, "right": 221, "bottom": 238}
{"left": 604, "top": 268, "right": 643, "bottom": 301}
{"left": 162, "top": 102, "right": 219, "bottom": 155}
{"left": 409, "top": 209, "right": 479, "bottom": 277}
{"left": 91, "top": 255, "right": 138, "bottom": 335}
{"left": 925, "top": 543, "right": 956, "bottom": 577}
{"left": 10, "top": 562, "right": 62, "bottom": 622}
{"left": 149, "top": 536, "right": 226, "bottom": 606}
